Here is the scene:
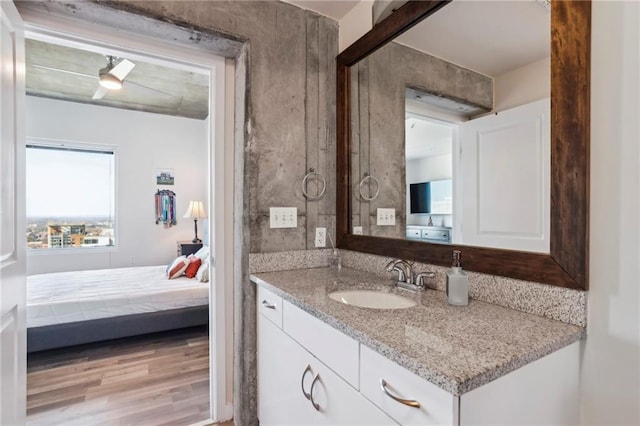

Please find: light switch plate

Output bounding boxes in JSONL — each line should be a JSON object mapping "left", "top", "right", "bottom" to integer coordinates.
{"left": 377, "top": 208, "right": 396, "bottom": 226}
{"left": 270, "top": 207, "right": 298, "bottom": 228}
{"left": 315, "top": 227, "right": 326, "bottom": 247}
{"left": 353, "top": 226, "right": 363, "bottom": 235}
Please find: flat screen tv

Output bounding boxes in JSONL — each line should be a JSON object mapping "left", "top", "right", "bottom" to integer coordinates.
{"left": 410, "top": 179, "right": 452, "bottom": 214}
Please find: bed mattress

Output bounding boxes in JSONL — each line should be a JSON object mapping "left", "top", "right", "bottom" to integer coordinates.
{"left": 27, "top": 265, "right": 209, "bottom": 328}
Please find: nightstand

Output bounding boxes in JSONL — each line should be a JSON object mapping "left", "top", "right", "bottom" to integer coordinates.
{"left": 177, "top": 241, "right": 203, "bottom": 257}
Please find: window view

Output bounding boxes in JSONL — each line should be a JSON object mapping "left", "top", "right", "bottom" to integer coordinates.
{"left": 26, "top": 143, "right": 116, "bottom": 249}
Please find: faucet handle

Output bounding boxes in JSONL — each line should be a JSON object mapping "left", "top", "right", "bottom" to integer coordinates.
{"left": 415, "top": 271, "right": 436, "bottom": 288}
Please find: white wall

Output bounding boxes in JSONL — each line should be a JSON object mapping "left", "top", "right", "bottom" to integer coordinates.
{"left": 494, "top": 57, "right": 550, "bottom": 112}
{"left": 25, "top": 96, "right": 208, "bottom": 275}
{"left": 338, "top": 0, "right": 373, "bottom": 52}
{"left": 580, "top": 1, "right": 640, "bottom": 424}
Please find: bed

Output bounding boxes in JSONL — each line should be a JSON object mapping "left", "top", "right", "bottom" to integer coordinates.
{"left": 27, "top": 265, "right": 209, "bottom": 352}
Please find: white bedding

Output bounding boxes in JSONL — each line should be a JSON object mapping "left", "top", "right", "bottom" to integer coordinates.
{"left": 27, "top": 265, "right": 209, "bottom": 328}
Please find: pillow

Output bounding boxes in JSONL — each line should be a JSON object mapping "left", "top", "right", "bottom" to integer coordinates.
{"left": 193, "top": 246, "right": 209, "bottom": 262}
{"left": 196, "top": 262, "right": 209, "bottom": 283}
{"left": 167, "top": 256, "right": 190, "bottom": 279}
{"left": 185, "top": 257, "right": 202, "bottom": 279}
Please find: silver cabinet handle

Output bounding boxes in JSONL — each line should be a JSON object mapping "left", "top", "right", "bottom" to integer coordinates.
{"left": 380, "top": 379, "right": 421, "bottom": 408}
{"left": 310, "top": 374, "right": 321, "bottom": 411}
{"left": 301, "top": 364, "right": 312, "bottom": 400}
{"left": 262, "top": 300, "right": 276, "bottom": 310}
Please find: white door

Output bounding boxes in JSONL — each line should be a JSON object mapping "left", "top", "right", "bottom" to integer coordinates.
{"left": 311, "top": 358, "right": 397, "bottom": 426}
{"left": 257, "top": 313, "right": 311, "bottom": 425}
{"left": 458, "top": 98, "right": 550, "bottom": 253}
{"left": 0, "top": 1, "right": 26, "bottom": 425}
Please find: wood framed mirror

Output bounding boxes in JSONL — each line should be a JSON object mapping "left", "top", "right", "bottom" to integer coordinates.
{"left": 336, "top": 1, "right": 590, "bottom": 290}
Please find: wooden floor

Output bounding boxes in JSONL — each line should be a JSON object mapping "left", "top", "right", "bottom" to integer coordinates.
{"left": 27, "top": 326, "right": 210, "bottom": 426}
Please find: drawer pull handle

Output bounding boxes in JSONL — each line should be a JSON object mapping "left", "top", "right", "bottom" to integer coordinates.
{"left": 301, "top": 364, "right": 312, "bottom": 400}
{"left": 262, "top": 300, "right": 276, "bottom": 310}
{"left": 310, "top": 374, "right": 321, "bottom": 411}
{"left": 380, "top": 379, "right": 421, "bottom": 408}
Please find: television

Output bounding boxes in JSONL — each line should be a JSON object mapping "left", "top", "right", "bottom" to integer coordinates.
{"left": 410, "top": 179, "right": 452, "bottom": 214}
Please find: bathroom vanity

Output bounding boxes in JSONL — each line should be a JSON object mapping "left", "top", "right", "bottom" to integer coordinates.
{"left": 252, "top": 267, "right": 584, "bottom": 425}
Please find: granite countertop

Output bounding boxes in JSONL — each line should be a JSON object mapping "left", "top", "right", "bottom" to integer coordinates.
{"left": 251, "top": 267, "right": 585, "bottom": 395}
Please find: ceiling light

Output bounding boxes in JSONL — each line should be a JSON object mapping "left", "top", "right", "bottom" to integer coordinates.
{"left": 98, "top": 70, "right": 122, "bottom": 90}
{"left": 98, "top": 57, "right": 123, "bottom": 90}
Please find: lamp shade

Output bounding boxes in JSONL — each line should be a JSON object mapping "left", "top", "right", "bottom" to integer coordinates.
{"left": 183, "top": 201, "right": 207, "bottom": 219}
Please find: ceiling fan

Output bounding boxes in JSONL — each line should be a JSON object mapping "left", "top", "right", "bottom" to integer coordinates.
{"left": 32, "top": 55, "right": 172, "bottom": 100}
{"left": 93, "top": 56, "right": 135, "bottom": 99}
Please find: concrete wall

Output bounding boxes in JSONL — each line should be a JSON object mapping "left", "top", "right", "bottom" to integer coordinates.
{"left": 351, "top": 41, "right": 491, "bottom": 238}
{"left": 114, "top": 0, "right": 338, "bottom": 254}
{"left": 94, "top": 2, "right": 339, "bottom": 423}
{"left": 25, "top": 96, "right": 207, "bottom": 275}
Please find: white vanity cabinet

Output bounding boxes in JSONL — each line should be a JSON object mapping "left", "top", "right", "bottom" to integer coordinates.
{"left": 361, "top": 343, "right": 579, "bottom": 425}
{"left": 256, "top": 284, "right": 580, "bottom": 426}
{"left": 257, "top": 287, "right": 397, "bottom": 426}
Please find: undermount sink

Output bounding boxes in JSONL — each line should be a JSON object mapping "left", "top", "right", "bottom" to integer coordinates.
{"left": 328, "top": 290, "right": 417, "bottom": 309}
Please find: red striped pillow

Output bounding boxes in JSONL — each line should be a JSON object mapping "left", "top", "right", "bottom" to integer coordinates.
{"left": 167, "top": 256, "right": 190, "bottom": 279}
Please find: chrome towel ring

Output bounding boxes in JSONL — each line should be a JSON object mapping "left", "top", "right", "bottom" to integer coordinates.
{"left": 302, "top": 168, "right": 327, "bottom": 200}
{"left": 359, "top": 173, "right": 380, "bottom": 201}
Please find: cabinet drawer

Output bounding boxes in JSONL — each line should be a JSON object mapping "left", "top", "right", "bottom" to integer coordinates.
{"left": 406, "top": 228, "right": 421, "bottom": 239}
{"left": 283, "top": 300, "right": 359, "bottom": 388}
{"left": 257, "top": 285, "right": 283, "bottom": 329}
{"left": 360, "top": 345, "right": 454, "bottom": 425}
{"left": 421, "top": 229, "right": 450, "bottom": 242}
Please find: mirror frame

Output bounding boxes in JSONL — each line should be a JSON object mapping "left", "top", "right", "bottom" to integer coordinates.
{"left": 336, "top": 0, "right": 590, "bottom": 290}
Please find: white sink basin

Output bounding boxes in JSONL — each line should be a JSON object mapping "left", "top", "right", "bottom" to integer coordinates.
{"left": 328, "top": 290, "right": 417, "bottom": 309}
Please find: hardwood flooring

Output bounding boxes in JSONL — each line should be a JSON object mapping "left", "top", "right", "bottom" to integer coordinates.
{"left": 27, "top": 326, "right": 210, "bottom": 426}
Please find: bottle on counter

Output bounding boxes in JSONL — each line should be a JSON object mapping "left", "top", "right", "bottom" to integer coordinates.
{"left": 329, "top": 249, "right": 341, "bottom": 269}
{"left": 446, "top": 250, "right": 468, "bottom": 306}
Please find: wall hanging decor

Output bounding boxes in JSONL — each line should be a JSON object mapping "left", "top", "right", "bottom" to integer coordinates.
{"left": 156, "top": 168, "right": 175, "bottom": 185}
{"left": 155, "top": 190, "right": 177, "bottom": 227}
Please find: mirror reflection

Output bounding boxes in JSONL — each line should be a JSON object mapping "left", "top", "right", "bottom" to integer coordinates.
{"left": 350, "top": 0, "right": 551, "bottom": 253}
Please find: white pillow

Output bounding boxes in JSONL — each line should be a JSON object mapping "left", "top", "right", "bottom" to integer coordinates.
{"left": 167, "top": 256, "right": 190, "bottom": 279}
{"left": 196, "top": 262, "right": 209, "bottom": 283}
{"left": 193, "top": 246, "right": 209, "bottom": 262}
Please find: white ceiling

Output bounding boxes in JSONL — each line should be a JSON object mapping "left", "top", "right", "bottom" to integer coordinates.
{"left": 287, "top": 0, "right": 550, "bottom": 77}
{"left": 396, "top": 1, "right": 550, "bottom": 77}
{"left": 405, "top": 115, "right": 452, "bottom": 160}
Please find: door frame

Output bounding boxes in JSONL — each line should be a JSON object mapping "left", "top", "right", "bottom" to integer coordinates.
{"left": 18, "top": 10, "right": 233, "bottom": 423}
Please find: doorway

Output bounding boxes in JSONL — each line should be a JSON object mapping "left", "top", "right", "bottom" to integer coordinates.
{"left": 18, "top": 9, "right": 232, "bottom": 424}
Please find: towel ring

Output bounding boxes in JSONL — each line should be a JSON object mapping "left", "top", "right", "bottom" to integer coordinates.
{"left": 359, "top": 173, "right": 380, "bottom": 201}
{"left": 302, "top": 168, "right": 327, "bottom": 200}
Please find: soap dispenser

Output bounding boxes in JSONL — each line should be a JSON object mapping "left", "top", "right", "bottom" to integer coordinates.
{"left": 446, "top": 250, "right": 468, "bottom": 306}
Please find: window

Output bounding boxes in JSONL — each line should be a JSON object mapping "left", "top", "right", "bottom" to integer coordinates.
{"left": 26, "top": 143, "right": 116, "bottom": 249}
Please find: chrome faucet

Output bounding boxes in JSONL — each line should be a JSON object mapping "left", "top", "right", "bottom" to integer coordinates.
{"left": 385, "top": 259, "right": 435, "bottom": 292}
{"left": 385, "top": 259, "right": 414, "bottom": 284}
{"left": 415, "top": 271, "right": 436, "bottom": 288}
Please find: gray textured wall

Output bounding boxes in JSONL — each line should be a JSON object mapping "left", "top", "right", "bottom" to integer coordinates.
{"left": 113, "top": 0, "right": 338, "bottom": 254}
{"left": 99, "top": 2, "right": 337, "bottom": 424}
{"left": 351, "top": 41, "right": 492, "bottom": 238}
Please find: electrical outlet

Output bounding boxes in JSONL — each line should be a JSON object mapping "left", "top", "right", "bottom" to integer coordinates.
{"left": 129, "top": 256, "right": 136, "bottom": 264}
{"left": 315, "top": 227, "right": 326, "bottom": 247}
{"left": 353, "top": 226, "right": 363, "bottom": 235}
{"left": 269, "top": 207, "right": 298, "bottom": 228}
{"left": 376, "top": 208, "right": 396, "bottom": 226}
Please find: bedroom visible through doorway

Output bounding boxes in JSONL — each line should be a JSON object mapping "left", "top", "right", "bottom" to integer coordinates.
{"left": 22, "top": 26, "right": 225, "bottom": 424}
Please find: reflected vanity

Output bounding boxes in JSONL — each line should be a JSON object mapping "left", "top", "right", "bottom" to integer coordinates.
{"left": 336, "top": 1, "right": 591, "bottom": 289}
